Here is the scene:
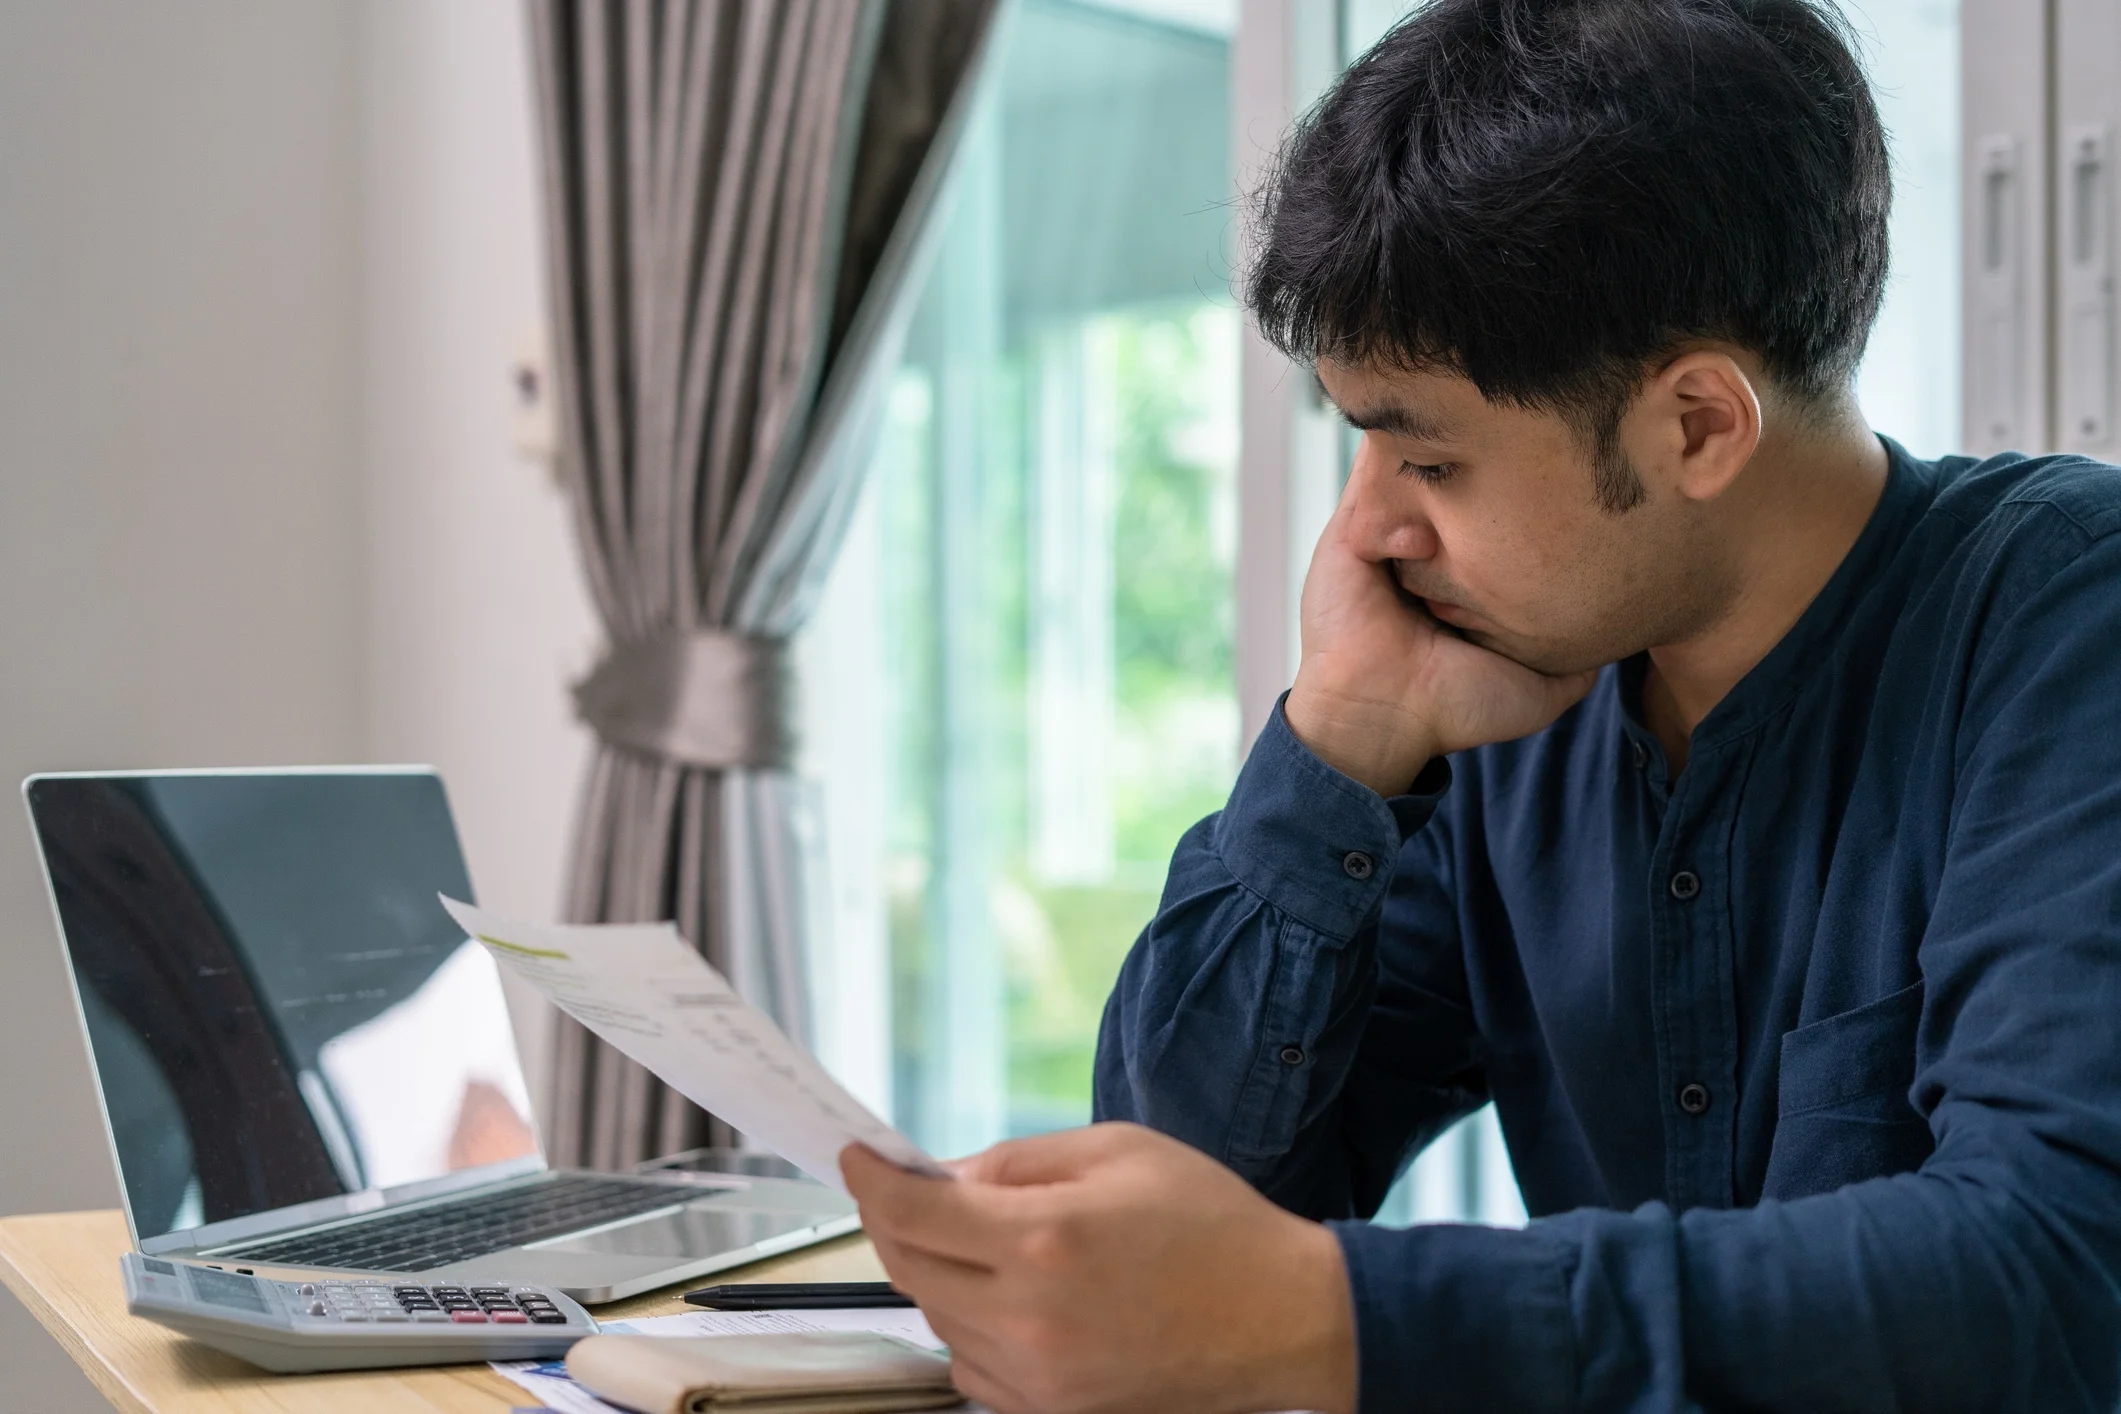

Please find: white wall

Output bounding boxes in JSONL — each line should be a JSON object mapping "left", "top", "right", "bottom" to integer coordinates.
{"left": 0, "top": 4, "right": 362, "bottom": 1406}
{"left": 358, "top": 0, "right": 594, "bottom": 1122}
{"left": 0, "top": 2, "right": 590, "bottom": 1404}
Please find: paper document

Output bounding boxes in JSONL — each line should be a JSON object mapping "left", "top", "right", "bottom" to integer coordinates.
{"left": 493, "top": 1307, "right": 991, "bottom": 1414}
{"left": 441, "top": 898, "right": 941, "bottom": 1190}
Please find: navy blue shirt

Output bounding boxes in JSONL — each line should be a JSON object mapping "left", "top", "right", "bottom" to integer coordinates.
{"left": 1094, "top": 444, "right": 2121, "bottom": 1411}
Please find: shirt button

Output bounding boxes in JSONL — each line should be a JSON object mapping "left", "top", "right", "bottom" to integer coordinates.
{"left": 1678, "top": 1083, "right": 1712, "bottom": 1115}
{"left": 1278, "top": 1045, "right": 1306, "bottom": 1066}
{"left": 1631, "top": 741, "right": 1648, "bottom": 769}
{"left": 1342, "top": 851, "right": 1375, "bottom": 881}
{"left": 1668, "top": 870, "right": 1701, "bottom": 901}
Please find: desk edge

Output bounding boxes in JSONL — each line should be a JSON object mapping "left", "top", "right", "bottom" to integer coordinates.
{"left": 0, "top": 1222, "right": 158, "bottom": 1414}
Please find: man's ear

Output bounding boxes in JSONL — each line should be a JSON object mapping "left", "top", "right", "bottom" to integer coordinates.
{"left": 1630, "top": 351, "right": 1762, "bottom": 503}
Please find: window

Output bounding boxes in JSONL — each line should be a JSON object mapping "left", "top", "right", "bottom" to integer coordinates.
{"left": 1850, "top": 0, "right": 1962, "bottom": 458}
{"left": 798, "top": 0, "right": 1241, "bottom": 1157}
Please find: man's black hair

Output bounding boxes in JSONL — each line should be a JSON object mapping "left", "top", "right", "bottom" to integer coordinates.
{"left": 1246, "top": 0, "right": 1891, "bottom": 509}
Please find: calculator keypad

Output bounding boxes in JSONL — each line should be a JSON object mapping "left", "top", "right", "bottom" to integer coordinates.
{"left": 299, "top": 1279, "right": 576, "bottom": 1326}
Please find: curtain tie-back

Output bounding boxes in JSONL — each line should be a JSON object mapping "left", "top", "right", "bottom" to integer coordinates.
{"left": 572, "top": 630, "right": 791, "bottom": 770}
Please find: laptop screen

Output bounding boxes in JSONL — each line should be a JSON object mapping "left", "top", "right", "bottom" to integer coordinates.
{"left": 24, "top": 770, "right": 540, "bottom": 1244}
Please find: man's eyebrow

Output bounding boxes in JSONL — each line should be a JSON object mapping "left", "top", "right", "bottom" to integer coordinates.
{"left": 1326, "top": 397, "right": 1454, "bottom": 442}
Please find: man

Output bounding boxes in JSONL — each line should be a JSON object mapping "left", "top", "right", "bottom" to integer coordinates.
{"left": 842, "top": 0, "right": 2121, "bottom": 1407}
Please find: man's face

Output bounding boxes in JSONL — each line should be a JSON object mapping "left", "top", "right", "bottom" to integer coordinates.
{"left": 1315, "top": 357, "right": 1737, "bottom": 676}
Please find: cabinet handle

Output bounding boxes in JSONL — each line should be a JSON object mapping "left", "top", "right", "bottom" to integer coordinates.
{"left": 1972, "top": 135, "right": 2024, "bottom": 448}
{"left": 2061, "top": 125, "right": 2114, "bottom": 448}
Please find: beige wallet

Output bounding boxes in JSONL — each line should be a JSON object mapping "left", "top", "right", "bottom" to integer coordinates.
{"left": 564, "top": 1331, "right": 966, "bottom": 1414}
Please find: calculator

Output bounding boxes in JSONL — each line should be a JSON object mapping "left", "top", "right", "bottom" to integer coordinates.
{"left": 121, "top": 1252, "right": 598, "bottom": 1373}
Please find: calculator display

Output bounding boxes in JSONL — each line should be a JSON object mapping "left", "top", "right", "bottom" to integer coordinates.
{"left": 188, "top": 1267, "right": 268, "bottom": 1314}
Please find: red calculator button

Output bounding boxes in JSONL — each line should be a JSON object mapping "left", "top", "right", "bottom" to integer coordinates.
{"left": 492, "top": 1312, "right": 529, "bottom": 1324}
{"left": 449, "top": 1311, "right": 489, "bottom": 1323}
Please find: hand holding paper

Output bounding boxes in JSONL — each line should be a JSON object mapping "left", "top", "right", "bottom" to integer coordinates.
{"left": 441, "top": 898, "right": 941, "bottom": 1191}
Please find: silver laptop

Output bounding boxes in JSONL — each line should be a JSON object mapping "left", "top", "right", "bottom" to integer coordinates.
{"left": 22, "top": 767, "right": 858, "bottom": 1304}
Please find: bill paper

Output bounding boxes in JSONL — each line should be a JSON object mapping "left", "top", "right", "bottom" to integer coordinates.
{"left": 440, "top": 897, "right": 942, "bottom": 1190}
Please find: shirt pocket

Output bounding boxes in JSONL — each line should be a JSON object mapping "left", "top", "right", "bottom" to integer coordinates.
{"left": 1762, "top": 979, "right": 1934, "bottom": 1200}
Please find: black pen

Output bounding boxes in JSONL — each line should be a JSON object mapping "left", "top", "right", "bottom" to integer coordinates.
{"left": 683, "top": 1281, "right": 916, "bottom": 1310}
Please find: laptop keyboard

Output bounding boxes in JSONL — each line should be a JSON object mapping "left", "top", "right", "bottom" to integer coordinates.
{"left": 215, "top": 1175, "right": 700, "bottom": 1272}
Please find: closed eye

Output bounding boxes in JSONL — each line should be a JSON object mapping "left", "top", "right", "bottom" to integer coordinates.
{"left": 1399, "top": 461, "right": 1457, "bottom": 485}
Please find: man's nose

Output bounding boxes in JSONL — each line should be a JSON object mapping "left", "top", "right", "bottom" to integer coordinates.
{"left": 1345, "top": 435, "right": 1441, "bottom": 562}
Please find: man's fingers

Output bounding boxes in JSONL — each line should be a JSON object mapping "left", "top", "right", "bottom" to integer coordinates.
{"left": 920, "top": 1307, "right": 1034, "bottom": 1414}
{"left": 868, "top": 1230, "right": 994, "bottom": 1305}
{"left": 950, "top": 1121, "right": 1142, "bottom": 1187}
{"left": 939, "top": 1341, "right": 1035, "bottom": 1414}
{"left": 843, "top": 1143, "right": 1013, "bottom": 1264}
{"left": 909, "top": 1293, "right": 1041, "bottom": 1414}
{"left": 839, "top": 1141, "right": 899, "bottom": 1192}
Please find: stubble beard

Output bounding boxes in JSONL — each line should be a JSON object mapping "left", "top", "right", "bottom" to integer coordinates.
{"left": 1411, "top": 542, "right": 1737, "bottom": 681}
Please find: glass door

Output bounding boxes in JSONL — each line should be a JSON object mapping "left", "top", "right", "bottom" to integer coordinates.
{"left": 797, "top": 0, "right": 1242, "bottom": 1156}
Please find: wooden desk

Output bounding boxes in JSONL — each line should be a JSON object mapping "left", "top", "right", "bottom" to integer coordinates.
{"left": 0, "top": 1211, "right": 887, "bottom": 1412}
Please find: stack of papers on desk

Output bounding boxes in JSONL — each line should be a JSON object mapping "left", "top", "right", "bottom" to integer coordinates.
{"left": 440, "top": 898, "right": 941, "bottom": 1190}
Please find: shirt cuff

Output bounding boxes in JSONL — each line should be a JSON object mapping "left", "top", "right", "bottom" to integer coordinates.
{"left": 1211, "top": 695, "right": 1450, "bottom": 938}
{"left": 1331, "top": 1220, "right": 1576, "bottom": 1412}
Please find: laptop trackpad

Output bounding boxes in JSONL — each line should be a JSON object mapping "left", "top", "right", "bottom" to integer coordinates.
{"left": 536, "top": 1205, "right": 817, "bottom": 1259}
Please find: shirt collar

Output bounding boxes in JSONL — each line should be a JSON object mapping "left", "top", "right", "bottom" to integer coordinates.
{"left": 1617, "top": 435, "right": 1935, "bottom": 757}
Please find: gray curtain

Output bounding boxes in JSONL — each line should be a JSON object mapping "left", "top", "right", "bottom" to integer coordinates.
{"left": 528, "top": 0, "right": 999, "bottom": 1170}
